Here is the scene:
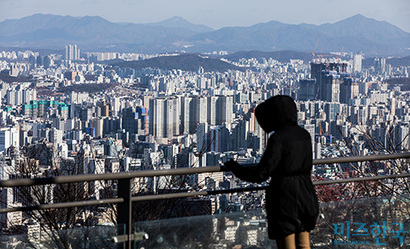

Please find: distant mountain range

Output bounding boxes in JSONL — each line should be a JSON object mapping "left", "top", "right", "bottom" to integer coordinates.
{"left": 0, "top": 14, "right": 212, "bottom": 53}
{"left": 0, "top": 14, "right": 409, "bottom": 56}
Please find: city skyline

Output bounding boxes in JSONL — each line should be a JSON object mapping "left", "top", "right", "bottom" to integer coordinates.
{"left": 0, "top": 0, "right": 409, "bottom": 32}
{"left": 1, "top": 22, "right": 409, "bottom": 247}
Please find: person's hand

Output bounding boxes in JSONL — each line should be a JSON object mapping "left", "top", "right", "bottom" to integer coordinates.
{"left": 223, "top": 159, "right": 239, "bottom": 171}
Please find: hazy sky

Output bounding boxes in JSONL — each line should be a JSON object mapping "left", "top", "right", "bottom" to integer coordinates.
{"left": 1, "top": 0, "right": 409, "bottom": 32}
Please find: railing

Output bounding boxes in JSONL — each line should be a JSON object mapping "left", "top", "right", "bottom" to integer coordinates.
{"left": 1, "top": 152, "right": 410, "bottom": 248}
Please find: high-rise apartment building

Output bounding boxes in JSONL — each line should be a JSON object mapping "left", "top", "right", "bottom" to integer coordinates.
{"left": 65, "top": 44, "right": 80, "bottom": 61}
{"left": 215, "top": 95, "right": 233, "bottom": 125}
{"left": 207, "top": 96, "right": 218, "bottom": 125}
{"left": 308, "top": 62, "right": 356, "bottom": 104}
{"left": 374, "top": 57, "right": 387, "bottom": 73}
{"left": 353, "top": 53, "right": 363, "bottom": 73}
{"left": 122, "top": 107, "right": 140, "bottom": 135}
{"left": 339, "top": 78, "right": 359, "bottom": 104}
{"left": 209, "top": 125, "right": 230, "bottom": 152}
{"left": 196, "top": 123, "right": 208, "bottom": 153}
{"left": 149, "top": 95, "right": 233, "bottom": 139}
{"left": 149, "top": 97, "right": 181, "bottom": 138}
{"left": 0, "top": 127, "right": 19, "bottom": 153}
{"left": 165, "top": 97, "right": 180, "bottom": 138}
{"left": 298, "top": 79, "right": 317, "bottom": 101}
{"left": 181, "top": 96, "right": 193, "bottom": 134}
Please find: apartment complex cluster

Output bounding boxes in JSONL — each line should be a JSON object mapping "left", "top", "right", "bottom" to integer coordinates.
{"left": 0, "top": 47, "right": 409, "bottom": 235}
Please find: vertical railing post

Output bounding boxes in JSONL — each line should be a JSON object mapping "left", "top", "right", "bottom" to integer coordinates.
{"left": 117, "top": 178, "right": 132, "bottom": 249}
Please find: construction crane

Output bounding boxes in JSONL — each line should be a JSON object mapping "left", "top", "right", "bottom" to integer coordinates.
{"left": 311, "top": 41, "right": 335, "bottom": 64}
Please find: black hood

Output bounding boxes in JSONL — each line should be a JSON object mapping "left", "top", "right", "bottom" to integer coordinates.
{"left": 255, "top": 95, "right": 297, "bottom": 133}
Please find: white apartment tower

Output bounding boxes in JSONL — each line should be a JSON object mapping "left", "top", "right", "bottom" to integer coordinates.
{"left": 149, "top": 97, "right": 181, "bottom": 138}
{"left": 353, "top": 53, "right": 363, "bottom": 73}
{"left": 0, "top": 127, "right": 19, "bottom": 153}
{"left": 65, "top": 44, "right": 80, "bottom": 61}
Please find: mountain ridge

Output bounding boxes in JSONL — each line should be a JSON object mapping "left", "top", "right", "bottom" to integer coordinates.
{"left": 147, "top": 16, "right": 214, "bottom": 33}
{"left": 113, "top": 53, "right": 246, "bottom": 72}
{"left": 0, "top": 13, "right": 409, "bottom": 56}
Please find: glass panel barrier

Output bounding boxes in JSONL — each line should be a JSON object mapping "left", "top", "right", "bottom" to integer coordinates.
{"left": 134, "top": 195, "right": 409, "bottom": 249}
{"left": 134, "top": 209, "right": 272, "bottom": 249}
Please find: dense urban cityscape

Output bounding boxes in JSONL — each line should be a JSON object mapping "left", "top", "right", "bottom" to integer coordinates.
{"left": 0, "top": 43, "right": 409, "bottom": 247}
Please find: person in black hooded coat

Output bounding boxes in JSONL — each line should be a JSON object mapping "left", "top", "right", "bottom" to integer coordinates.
{"left": 224, "top": 95, "right": 319, "bottom": 249}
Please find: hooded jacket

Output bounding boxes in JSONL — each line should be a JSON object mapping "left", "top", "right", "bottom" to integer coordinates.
{"left": 228, "top": 95, "right": 319, "bottom": 239}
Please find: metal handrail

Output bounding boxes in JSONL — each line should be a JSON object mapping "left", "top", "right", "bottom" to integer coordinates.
{"left": 312, "top": 152, "right": 410, "bottom": 165}
{"left": 2, "top": 172, "right": 408, "bottom": 214}
{"left": 0, "top": 165, "right": 222, "bottom": 188}
{"left": 1, "top": 152, "right": 409, "bottom": 188}
{"left": 0, "top": 152, "right": 409, "bottom": 214}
